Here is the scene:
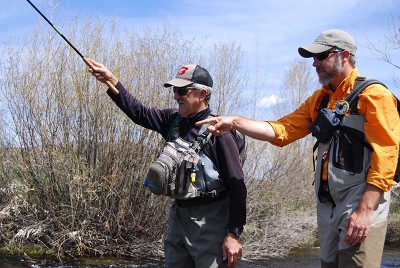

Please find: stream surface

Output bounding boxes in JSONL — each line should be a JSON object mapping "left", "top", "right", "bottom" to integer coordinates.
{"left": 0, "top": 247, "right": 399, "bottom": 267}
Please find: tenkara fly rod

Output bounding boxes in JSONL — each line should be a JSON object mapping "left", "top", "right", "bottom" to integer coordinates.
{"left": 25, "top": 0, "right": 119, "bottom": 94}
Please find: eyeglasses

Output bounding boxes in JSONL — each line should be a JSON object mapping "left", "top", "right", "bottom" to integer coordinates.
{"left": 172, "top": 86, "right": 194, "bottom": 96}
{"left": 313, "top": 49, "right": 342, "bottom": 61}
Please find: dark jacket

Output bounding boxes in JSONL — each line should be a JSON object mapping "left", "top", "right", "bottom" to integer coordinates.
{"left": 107, "top": 82, "right": 247, "bottom": 230}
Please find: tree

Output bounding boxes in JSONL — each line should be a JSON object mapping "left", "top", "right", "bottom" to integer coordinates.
{"left": 366, "top": 15, "right": 400, "bottom": 89}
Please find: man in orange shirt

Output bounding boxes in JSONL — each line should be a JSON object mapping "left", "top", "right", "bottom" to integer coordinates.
{"left": 197, "top": 29, "right": 400, "bottom": 267}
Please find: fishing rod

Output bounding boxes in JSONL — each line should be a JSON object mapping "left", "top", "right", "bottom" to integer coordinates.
{"left": 25, "top": 0, "right": 119, "bottom": 94}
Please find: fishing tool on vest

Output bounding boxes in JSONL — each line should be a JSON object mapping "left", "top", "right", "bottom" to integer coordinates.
{"left": 309, "top": 108, "right": 342, "bottom": 143}
{"left": 189, "top": 165, "right": 196, "bottom": 183}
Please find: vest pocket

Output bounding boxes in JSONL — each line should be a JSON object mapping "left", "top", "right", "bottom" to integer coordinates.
{"left": 332, "top": 127, "right": 365, "bottom": 174}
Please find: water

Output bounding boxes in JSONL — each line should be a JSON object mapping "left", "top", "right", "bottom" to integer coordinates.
{"left": 0, "top": 248, "right": 399, "bottom": 268}
{"left": 237, "top": 248, "right": 400, "bottom": 268}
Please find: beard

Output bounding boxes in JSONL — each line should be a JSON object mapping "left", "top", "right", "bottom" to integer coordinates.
{"left": 318, "top": 55, "right": 343, "bottom": 86}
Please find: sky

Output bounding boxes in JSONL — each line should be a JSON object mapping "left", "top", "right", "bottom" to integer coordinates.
{"left": 1, "top": 0, "right": 400, "bottom": 109}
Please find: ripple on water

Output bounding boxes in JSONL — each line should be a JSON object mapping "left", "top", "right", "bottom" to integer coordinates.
{"left": 0, "top": 248, "right": 399, "bottom": 267}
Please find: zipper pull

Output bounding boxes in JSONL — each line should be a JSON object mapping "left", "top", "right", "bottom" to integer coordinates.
{"left": 322, "top": 138, "right": 334, "bottom": 162}
{"left": 322, "top": 150, "right": 328, "bottom": 161}
{"left": 190, "top": 167, "right": 196, "bottom": 183}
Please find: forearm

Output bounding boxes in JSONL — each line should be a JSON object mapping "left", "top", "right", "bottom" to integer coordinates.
{"left": 357, "top": 184, "right": 384, "bottom": 214}
{"left": 217, "top": 133, "right": 247, "bottom": 230}
{"left": 107, "top": 82, "right": 173, "bottom": 134}
{"left": 232, "top": 116, "right": 276, "bottom": 141}
{"left": 227, "top": 189, "right": 246, "bottom": 230}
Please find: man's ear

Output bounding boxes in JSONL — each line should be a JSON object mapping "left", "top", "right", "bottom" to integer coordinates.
{"left": 199, "top": 89, "right": 208, "bottom": 100}
{"left": 342, "top": 50, "right": 351, "bottom": 60}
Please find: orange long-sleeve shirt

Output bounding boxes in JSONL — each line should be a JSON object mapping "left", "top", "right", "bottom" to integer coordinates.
{"left": 268, "top": 68, "right": 400, "bottom": 192}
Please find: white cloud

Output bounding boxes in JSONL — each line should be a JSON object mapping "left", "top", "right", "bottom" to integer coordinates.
{"left": 257, "top": 94, "right": 285, "bottom": 108}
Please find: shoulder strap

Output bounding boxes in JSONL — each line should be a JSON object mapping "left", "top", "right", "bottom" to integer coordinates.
{"left": 166, "top": 114, "right": 182, "bottom": 141}
{"left": 346, "top": 77, "right": 387, "bottom": 114}
{"left": 192, "top": 123, "right": 213, "bottom": 153}
{"left": 193, "top": 113, "right": 216, "bottom": 153}
{"left": 319, "top": 94, "right": 330, "bottom": 110}
{"left": 313, "top": 94, "right": 329, "bottom": 159}
{"left": 166, "top": 113, "right": 213, "bottom": 153}
{"left": 195, "top": 114, "right": 218, "bottom": 167}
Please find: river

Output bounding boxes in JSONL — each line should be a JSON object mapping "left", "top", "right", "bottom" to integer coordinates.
{"left": 0, "top": 247, "right": 399, "bottom": 267}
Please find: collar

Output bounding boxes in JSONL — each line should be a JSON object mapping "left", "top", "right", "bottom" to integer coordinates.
{"left": 186, "top": 107, "right": 211, "bottom": 122}
{"left": 321, "top": 68, "right": 360, "bottom": 107}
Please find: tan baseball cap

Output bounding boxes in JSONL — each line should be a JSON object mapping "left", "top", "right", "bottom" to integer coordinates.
{"left": 298, "top": 29, "right": 357, "bottom": 58}
{"left": 164, "top": 64, "right": 213, "bottom": 88}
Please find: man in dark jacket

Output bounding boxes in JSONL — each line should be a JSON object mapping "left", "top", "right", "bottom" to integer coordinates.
{"left": 87, "top": 58, "right": 247, "bottom": 268}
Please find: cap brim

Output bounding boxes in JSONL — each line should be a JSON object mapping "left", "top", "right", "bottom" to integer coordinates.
{"left": 298, "top": 44, "right": 332, "bottom": 58}
{"left": 163, "top": 78, "right": 193, "bottom": 88}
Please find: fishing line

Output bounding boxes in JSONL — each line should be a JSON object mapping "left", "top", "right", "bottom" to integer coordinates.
{"left": 26, "top": 0, "right": 119, "bottom": 94}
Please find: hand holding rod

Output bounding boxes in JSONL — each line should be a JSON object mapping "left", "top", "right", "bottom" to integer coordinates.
{"left": 26, "top": 0, "right": 119, "bottom": 94}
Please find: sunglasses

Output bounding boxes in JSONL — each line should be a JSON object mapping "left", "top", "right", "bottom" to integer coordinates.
{"left": 172, "top": 86, "right": 194, "bottom": 96}
{"left": 313, "top": 49, "right": 342, "bottom": 61}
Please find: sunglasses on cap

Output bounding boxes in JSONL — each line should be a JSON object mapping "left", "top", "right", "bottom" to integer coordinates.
{"left": 313, "top": 49, "right": 343, "bottom": 61}
{"left": 172, "top": 86, "right": 195, "bottom": 96}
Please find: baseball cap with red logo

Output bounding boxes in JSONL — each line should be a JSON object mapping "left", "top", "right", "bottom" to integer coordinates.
{"left": 164, "top": 64, "right": 213, "bottom": 88}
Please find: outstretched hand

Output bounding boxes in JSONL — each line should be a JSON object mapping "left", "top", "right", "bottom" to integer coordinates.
{"left": 198, "top": 115, "right": 276, "bottom": 142}
{"left": 196, "top": 116, "right": 237, "bottom": 136}
{"left": 86, "top": 58, "right": 119, "bottom": 86}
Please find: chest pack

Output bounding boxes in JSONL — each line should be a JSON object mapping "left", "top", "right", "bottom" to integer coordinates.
{"left": 144, "top": 114, "right": 246, "bottom": 199}
{"left": 310, "top": 77, "right": 400, "bottom": 183}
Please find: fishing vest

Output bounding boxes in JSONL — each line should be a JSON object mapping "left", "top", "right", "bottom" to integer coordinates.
{"left": 144, "top": 114, "right": 227, "bottom": 199}
{"left": 168, "top": 115, "right": 226, "bottom": 198}
{"left": 312, "top": 78, "right": 391, "bottom": 223}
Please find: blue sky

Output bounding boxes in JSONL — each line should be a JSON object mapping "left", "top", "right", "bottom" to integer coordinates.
{"left": 1, "top": 0, "right": 400, "bottom": 107}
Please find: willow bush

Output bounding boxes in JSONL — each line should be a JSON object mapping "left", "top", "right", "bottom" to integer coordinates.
{"left": 0, "top": 19, "right": 203, "bottom": 258}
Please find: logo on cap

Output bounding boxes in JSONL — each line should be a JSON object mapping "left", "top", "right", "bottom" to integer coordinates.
{"left": 177, "top": 67, "right": 189, "bottom": 76}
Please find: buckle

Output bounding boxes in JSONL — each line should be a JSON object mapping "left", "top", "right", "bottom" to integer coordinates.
{"left": 200, "top": 190, "right": 218, "bottom": 198}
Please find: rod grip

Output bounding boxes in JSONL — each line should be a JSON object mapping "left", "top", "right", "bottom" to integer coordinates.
{"left": 83, "top": 57, "right": 119, "bottom": 94}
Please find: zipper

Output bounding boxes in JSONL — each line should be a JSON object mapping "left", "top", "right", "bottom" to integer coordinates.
{"left": 330, "top": 203, "right": 336, "bottom": 219}
{"left": 200, "top": 160, "right": 209, "bottom": 192}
